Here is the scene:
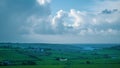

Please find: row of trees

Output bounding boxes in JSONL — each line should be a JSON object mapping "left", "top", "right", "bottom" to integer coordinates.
{"left": 0, "top": 60, "right": 36, "bottom": 66}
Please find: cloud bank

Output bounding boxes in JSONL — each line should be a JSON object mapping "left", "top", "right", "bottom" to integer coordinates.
{"left": 0, "top": 0, "right": 120, "bottom": 43}
{"left": 26, "top": 6, "right": 120, "bottom": 36}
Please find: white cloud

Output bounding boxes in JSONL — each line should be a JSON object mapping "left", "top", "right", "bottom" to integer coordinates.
{"left": 92, "top": 0, "right": 120, "bottom": 12}
{"left": 79, "top": 28, "right": 120, "bottom": 36}
{"left": 37, "top": 0, "right": 51, "bottom": 5}
{"left": 0, "top": 0, "right": 120, "bottom": 43}
{"left": 25, "top": 8, "right": 120, "bottom": 35}
{"left": 52, "top": 10, "right": 67, "bottom": 34}
{"left": 51, "top": 9, "right": 88, "bottom": 34}
{"left": 21, "top": 0, "right": 120, "bottom": 43}
{"left": 69, "top": 9, "right": 84, "bottom": 28}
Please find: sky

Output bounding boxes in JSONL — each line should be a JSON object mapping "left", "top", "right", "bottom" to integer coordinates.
{"left": 0, "top": 0, "right": 120, "bottom": 43}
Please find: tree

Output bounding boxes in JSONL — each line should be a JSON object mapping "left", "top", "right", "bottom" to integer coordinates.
{"left": 22, "top": 60, "right": 36, "bottom": 65}
{"left": 86, "top": 61, "right": 90, "bottom": 64}
{"left": 2, "top": 60, "right": 11, "bottom": 66}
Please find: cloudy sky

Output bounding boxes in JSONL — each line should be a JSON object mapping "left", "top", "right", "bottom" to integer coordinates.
{"left": 0, "top": 0, "right": 120, "bottom": 43}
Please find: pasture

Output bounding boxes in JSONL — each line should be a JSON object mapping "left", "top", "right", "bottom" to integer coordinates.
{"left": 0, "top": 43, "right": 120, "bottom": 68}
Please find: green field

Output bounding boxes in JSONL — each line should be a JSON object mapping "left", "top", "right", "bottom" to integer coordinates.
{"left": 0, "top": 43, "right": 120, "bottom": 68}
{"left": 0, "top": 64, "right": 120, "bottom": 68}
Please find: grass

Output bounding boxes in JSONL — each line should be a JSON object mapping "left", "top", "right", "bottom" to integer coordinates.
{"left": 0, "top": 44, "right": 120, "bottom": 68}
{"left": 0, "top": 49, "right": 35, "bottom": 61}
{"left": 0, "top": 64, "right": 120, "bottom": 68}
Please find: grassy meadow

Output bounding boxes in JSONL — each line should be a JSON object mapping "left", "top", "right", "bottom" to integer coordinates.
{"left": 0, "top": 43, "right": 120, "bottom": 68}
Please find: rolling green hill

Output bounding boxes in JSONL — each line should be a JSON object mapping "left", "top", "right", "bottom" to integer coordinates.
{"left": 0, "top": 43, "right": 120, "bottom": 68}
